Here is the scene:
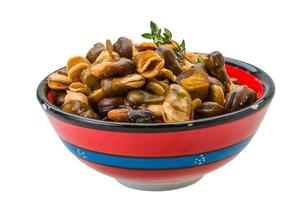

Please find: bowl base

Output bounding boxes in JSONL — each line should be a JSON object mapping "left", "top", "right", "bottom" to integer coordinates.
{"left": 116, "top": 176, "right": 203, "bottom": 191}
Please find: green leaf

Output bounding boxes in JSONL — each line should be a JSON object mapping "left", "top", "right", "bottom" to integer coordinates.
{"left": 180, "top": 40, "right": 186, "bottom": 52}
{"left": 181, "top": 40, "right": 185, "bottom": 49}
{"left": 141, "top": 33, "right": 153, "bottom": 39}
{"left": 150, "top": 21, "right": 158, "bottom": 34}
{"left": 163, "top": 33, "right": 168, "bottom": 39}
{"left": 153, "top": 35, "right": 159, "bottom": 44}
{"left": 157, "top": 37, "right": 164, "bottom": 44}
{"left": 163, "top": 37, "right": 169, "bottom": 43}
{"left": 164, "top": 28, "right": 172, "bottom": 39}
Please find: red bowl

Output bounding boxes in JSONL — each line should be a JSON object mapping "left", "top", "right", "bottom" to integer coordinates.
{"left": 37, "top": 56, "right": 275, "bottom": 191}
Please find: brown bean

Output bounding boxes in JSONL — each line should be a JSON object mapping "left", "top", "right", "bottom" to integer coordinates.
{"left": 177, "top": 68, "right": 210, "bottom": 100}
{"left": 196, "top": 102, "right": 226, "bottom": 118}
{"left": 162, "top": 84, "right": 192, "bottom": 122}
{"left": 225, "top": 85, "right": 256, "bottom": 112}
{"left": 86, "top": 43, "right": 105, "bottom": 63}
{"left": 97, "top": 97, "right": 125, "bottom": 116}
{"left": 146, "top": 81, "right": 165, "bottom": 95}
{"left": 113, "top": 37, "right": 133, "bottom": 59}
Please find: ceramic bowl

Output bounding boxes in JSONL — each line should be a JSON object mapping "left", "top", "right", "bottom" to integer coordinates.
{"left": 37, "top": 56, "right": 275, "bottom": 191}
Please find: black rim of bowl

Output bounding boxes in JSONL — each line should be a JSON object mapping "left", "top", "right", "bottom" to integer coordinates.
{"left": 36, "top": 56, "right": 275, "bottom": 133}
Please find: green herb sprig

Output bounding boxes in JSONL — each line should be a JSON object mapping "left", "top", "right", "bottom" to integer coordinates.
{"left": 141, "top": 21, "right": 173, "bottom": 45}
{"left": 173, "top": 40, "right": 186, "bottom": 59}
{"left": 141, "top": 21, "right": 191, "bottom": 62}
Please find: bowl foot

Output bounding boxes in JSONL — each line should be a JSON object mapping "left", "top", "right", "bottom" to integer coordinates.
{"left": 116, "top": 176, "right": 203, "bottom": 191}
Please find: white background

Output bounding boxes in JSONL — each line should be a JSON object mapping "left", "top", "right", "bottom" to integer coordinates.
{"left": 0, "top": 0, "right": 299, "bottom": 199}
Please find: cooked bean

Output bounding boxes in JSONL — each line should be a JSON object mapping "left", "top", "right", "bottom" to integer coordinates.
{"left": 157, "top": 45, "right": 183, "bottom": 75}
{"left": 86, "top": 42, "right": 105, "bottom": 63}
{"left": 207, "top": 84, "right": 225, "bottom": 105}
{"left": 126, "top": 89, "right": 164, "bottom": 106}
{"left": 97, "top": 97, "right": 124, "bottom": 116}
{"left": 101, "top": 74, "right": 145, "bottom": 96}
{"left": 146, "top": 81, "right": 165, "bottom": 95}
{"left": 133, "top": 50, "right": 165, "bottom": 78}
{"left": 91, "top": 58, "right": 135, "bottom": 79}
{"left": 113, "top": 37, "right": 133, "bottom": 59}
{"left": 196, "top": 102, "right": 226, "bottom": 118}
{"left": 162, "top": 84, "right": 192, "bottom": 122}
{"left": 47, "top": 72, "right": 71, "bottom": 90}
{"left": 225, "top": 85, "right": 256, "bottom": 112}
{"left": 177, "top": 68, "right": 210, "bottom": 100}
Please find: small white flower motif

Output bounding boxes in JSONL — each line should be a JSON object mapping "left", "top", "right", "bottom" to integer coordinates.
{"left": 77, "top": 148, "right": 87, "bottom": 159}
{"left": 193, "top": 154, "right": 206, "bottom": 166}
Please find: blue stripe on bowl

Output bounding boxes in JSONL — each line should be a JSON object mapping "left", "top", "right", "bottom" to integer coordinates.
{"left": 61, "top": 135, "right": 253, "bottom": 170}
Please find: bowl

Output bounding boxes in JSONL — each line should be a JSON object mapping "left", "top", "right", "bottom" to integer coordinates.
{"left": 37, "top": 56, "right": 275, "bottom": 191}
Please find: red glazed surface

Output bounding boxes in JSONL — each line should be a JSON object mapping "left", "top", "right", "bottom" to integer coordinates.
{"left": 48, "top": 105, "right": 268, "bottom": 157}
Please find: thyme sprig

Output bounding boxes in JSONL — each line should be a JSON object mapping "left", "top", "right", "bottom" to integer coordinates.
{"left": 141, "top": 21, "right": 191, "bottom": 62}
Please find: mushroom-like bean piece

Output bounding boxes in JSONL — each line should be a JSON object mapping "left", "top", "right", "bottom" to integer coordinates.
{"left": 129, "top": 109, "right": 155, "bottom": 123}
{"left": 62, "top": 100, "right": 98, "bottom": 119}
{"left": 80, "top": 67, "right": 100, "bottom": 90}
{"left": 47, "top": 71, "right": 71, "bottom": 90}
{"left": 146, "top": 81, "right": 166, "bottom": 95}
{"left": 208, "top": 76, "right": 224, "bottom": 91}
{"left": 133, "top": 50, "right": 165, "bottom": 78}
{"left": 86, "top": 42, "right": 106, "bottom": 63}
{"left": 68, "top": 63, "right": 90, "bottom": 82}
{"left": 107, "top": 108, "right": 155, "bottom": 123}
{"left": 192, "top": 98, "right": 202, "bottom": 111}
{"left": 91, "top": 58, "right": 135, "bottom": 79}
{"left": 126, "top": 89, "right": 164, "bottom": 106}
{"left": 88, "top": 88, "right": 106, "bottom": 105}
{"left": 157, "top": 45, "right": 183, "bottom": 75}
{"left": 67, "top": 56, "right": 91, "bottom": 72}
{"left": 134, "top": 42, "right": 157, "bottom": 51}
{"left": 191, "top": 98, "right": 202, "bottom": 119}
{"left": 62, "top": 100, "right": 89, "bottom": 115}
{"left": 143, "top": 104, "right": 163, "bottom": 118}
{"left": 204, "top": 51, "right": 233, "bottom": 91}
{"left": 157, "top": 68, "right": 177, "bottom": 82}
{"left": 176, "top": 68, "right": 210, "bottom": 100}
{"left": 97, "top": 97, "right": 124, "bottom": 116}
{"left": 207, "top": 84, "right": 225, "bottom": 105}
{"left": 162, "top": 84, "right": 192, "bottom": 122}
{"left": 62, "top": 91, "right": 98, "bottom": 119}
{"left": 101, "top": 74, "right": 145, "bottom": 96}
{"left": 69, "top": 82, "right": 91, "bottom": 95}
{"left": 94, "top": 50, "right": 120, "bottom": 64}
{"left": 196, "top": 102, "right": 226, "bottom": 118}
{"left": 148, "top": 78, "right": 170, "bottom": 91}
{"left": 107, "top": 108, "right": 130, "bottom": 122}
{"left": 225, "top": 85, "right": 256, "bottom": 112}
{"left": 64, "top": 90, "right": 89, "bottom": 105}
{"left": 113, "top": 37, "right": 133, "bottom": 59}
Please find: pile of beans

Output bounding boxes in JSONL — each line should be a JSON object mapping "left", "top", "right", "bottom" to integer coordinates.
{"left": 47, "top": 37, "right": 256, "bottom": 123}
